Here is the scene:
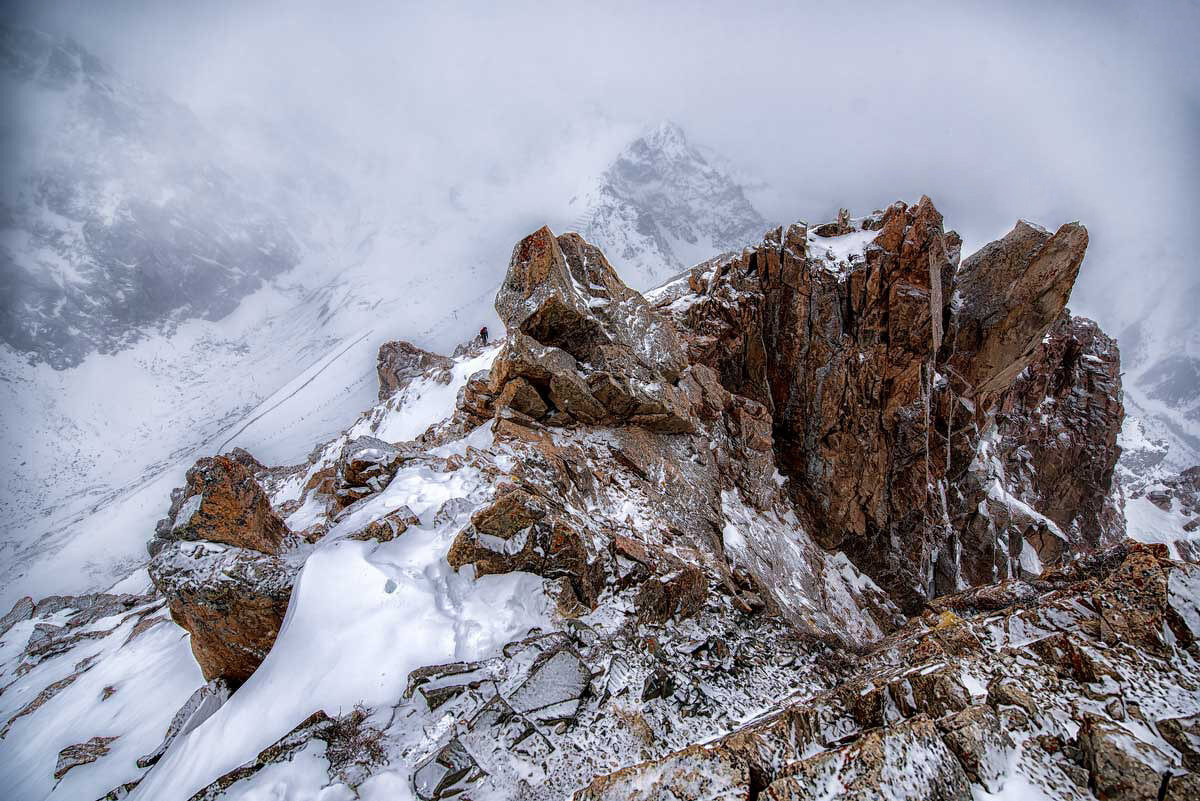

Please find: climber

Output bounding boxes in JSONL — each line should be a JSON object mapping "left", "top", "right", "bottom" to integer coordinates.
{"left": 479, "top": 325, "right": 489, "bottom": 346}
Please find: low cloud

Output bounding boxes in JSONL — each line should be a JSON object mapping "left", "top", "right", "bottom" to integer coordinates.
{"left": 9, "top": 0, "right": 1198, "bottom": 327}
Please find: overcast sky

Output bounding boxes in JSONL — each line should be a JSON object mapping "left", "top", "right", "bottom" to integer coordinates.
{"left": 10, "top": 0, "right": 1200, "bottom": 327}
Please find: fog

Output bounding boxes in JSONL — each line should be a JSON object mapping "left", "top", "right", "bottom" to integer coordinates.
{"left": 11, "top": 0, "right": 1199, "bottom": 327}
{"left": 7, "top": 0, "right": 1190, "bottom": 330}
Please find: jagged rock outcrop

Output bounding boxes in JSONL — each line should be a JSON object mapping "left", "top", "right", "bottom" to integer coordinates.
{"left": 650, "top": 198, "right": 1121, "bottom": 610}
{"left": 438, "top": 229, "right": 899, "bottom": 637}
{"left": 65, "top": 199, "right": 1149, "bottom": 801}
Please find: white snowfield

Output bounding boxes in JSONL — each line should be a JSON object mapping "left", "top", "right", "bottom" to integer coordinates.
{"left": 0, "top": 572, "right": 204, "bottom": 801}
{"left": 131, "top": 497, "right": 553, "bottom": 801}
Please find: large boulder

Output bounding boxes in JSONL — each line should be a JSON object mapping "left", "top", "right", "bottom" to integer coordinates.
{"left": 377, "top": 340, "right": 452, "bottom": 400}
{"left": 1078, "top": 715, "right": 1175, "bottom": 801}
{"left": 334, "top": 436, "right": 411, "bottom": 507}
{"left": 948, "top": 220, "right": 1088, "bottom": 401}
{"left": 150, "top": 454, "right": 287, "bottom": 556}
{"left": 149, "top": 541, "right": 294, "bottom": 683}
{"left": 488, "top": 227, "right": 692, "bottom": 432}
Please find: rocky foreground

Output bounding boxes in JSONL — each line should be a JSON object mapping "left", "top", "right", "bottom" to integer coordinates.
{"left": 1, "top": 198, "right": 1197, "bottom": 800}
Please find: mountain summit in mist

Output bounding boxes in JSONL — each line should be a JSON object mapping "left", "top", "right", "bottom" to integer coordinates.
{"left": 2, "top": 6, "right": 1200, "bottom": 801}
{"left": 568, "top": 121, "right": 767, "bottom": 289}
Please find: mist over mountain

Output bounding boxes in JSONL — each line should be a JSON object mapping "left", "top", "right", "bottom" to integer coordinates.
{"left": 0, "top": 25, "right": 301, "bottom": 368}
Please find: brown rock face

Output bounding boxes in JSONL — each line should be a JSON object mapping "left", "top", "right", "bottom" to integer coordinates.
{"left": 652, "top": 198, "right": 1119, "bottom": 610}
{"left": 151, "top": 455, "right": 287, "bottom": 556}
{"left": 991, "top": 315, "right": 1123, "bottom": 541}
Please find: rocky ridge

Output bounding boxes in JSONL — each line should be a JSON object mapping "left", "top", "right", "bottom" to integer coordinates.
{"left": 0, "top": 199, "right": 1195, "bottom": 801}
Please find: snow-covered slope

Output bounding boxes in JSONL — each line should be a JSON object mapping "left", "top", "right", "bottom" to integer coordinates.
{"left": 1117, "top": 278, "right": 1200, "bottom": 480}
{"left": 564, "top": 121, "right": 768, "bottom": 290}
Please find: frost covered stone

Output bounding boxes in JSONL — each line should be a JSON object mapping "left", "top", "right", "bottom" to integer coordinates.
{"left": 150, "top": 454, "right": 287, "bottom": 556}
{"left": 149, "top": 541, "right": 294, "bottom": 683}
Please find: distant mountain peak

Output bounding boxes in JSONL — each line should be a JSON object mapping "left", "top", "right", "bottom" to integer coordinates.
{"left": 635, "top": 119, "right": 694, "bottom": 159}
{"left": 570, "top": 121, "right": 767, "bottom": 289}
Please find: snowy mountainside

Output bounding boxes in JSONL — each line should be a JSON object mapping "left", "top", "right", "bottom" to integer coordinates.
{"left": 1117, "top": 277, "right": 1200, "bottom": 478}
{"left": 564, "top": 121, "right": 768, "bottom": 290}
{"left": 0, "top": 263, "right": 500, "bottom": 610}
{"left": 0, "top": 79, "right": 769, "bottom": 610}
{"left": 1113, "top": 274, "right": 1200, "bottom": 555}
{"left": 0, "top": 24, "right": 301, "bottom": 368}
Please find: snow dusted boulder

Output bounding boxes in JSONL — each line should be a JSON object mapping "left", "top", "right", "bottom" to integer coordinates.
{"left": 489, "top": 226, "right": 693, "bottom": 432}
{"left": 149, "top": 541, "right": 294, "bottom": 683}
{"left": 149, "top": 454, "right": 287, "bottom": 557}
{"left": 345, "top": 504, "right": 420, "bottom": 542}
{"left": 334, "top": 436, "right": 413, "bottom": 507}
{"left": 377, "top": 340, "right": 452, "bottom": 400}
{"left": 1079, "top": 715, "right": 1176, "bottom": 801}
{"left": 145, "top": 448, "right": 296, "bottom": 683}
{"left": 1091, "top": 542, "right": 1197, "bottom": 653}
